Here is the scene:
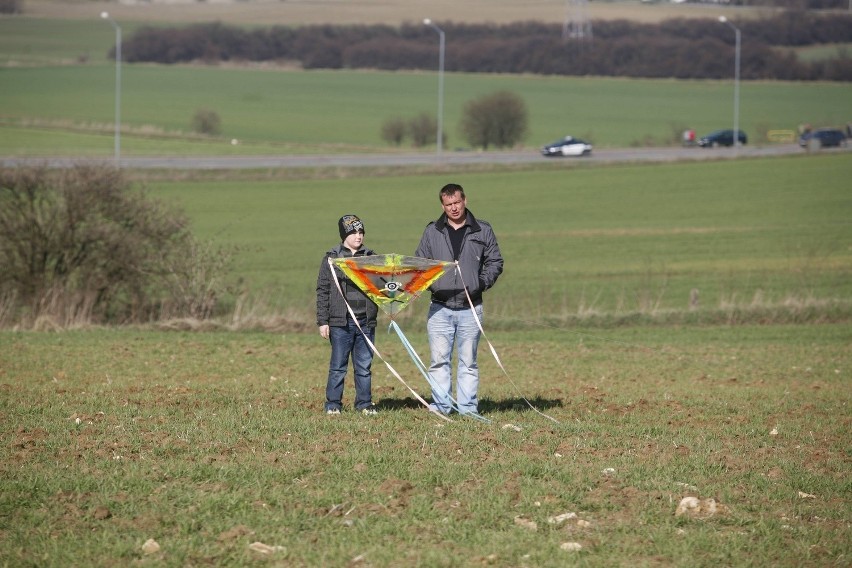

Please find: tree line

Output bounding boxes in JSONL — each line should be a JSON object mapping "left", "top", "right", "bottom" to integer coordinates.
{"left": 117, "top": 12, "right": 852, "bottom": 81}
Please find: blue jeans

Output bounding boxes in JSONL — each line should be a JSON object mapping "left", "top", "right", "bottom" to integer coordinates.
{"left": 326, "top": 318, "right": 374, "bottom": 411}
{"left": 426, "top": 302, "right": 483, "bottom": 415}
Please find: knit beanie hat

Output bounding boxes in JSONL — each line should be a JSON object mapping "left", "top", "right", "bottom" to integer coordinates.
{"left": 338, "top": 214, "right": 365, "bottom": 240}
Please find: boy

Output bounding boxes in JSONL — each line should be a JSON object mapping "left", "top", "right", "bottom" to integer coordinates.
{"left": 315, "top": 214, "right": 379, "bottom": 415}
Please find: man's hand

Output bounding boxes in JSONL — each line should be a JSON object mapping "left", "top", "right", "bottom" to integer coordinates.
{"left": 319, "top": 324, "right": 330, "bottom": 339}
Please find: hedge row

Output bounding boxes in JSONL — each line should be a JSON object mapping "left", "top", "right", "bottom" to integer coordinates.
{"left": 118, "top": 12, "right": 852, "bottom": 81}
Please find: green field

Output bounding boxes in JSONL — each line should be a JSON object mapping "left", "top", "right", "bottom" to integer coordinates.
{"left": 2, "top": 16, "right": 851, "bottom": 155}
{"left": 1, "top": 323, "right": 849, "bottom": 566}
{"left": 143, "top": 153, "right": 852, "bottom": 328}
{"left": 2, "top": 9, "right": 851, "bottom": 567}
{"left": 2, "top": 64, "right": 851, "bottom": 154}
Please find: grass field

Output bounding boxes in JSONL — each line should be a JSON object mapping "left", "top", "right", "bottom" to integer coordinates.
{"left": 1, "top": 64, "right": 851, "bottom": 155}
{"left": 2, "top": 13, "right": 852, "bottom": 156}
{"left": 1, "top": 323, "right": 849, "bottom": 566}
{"left": 142, "top": 153, "right": 852, "bottom": 329}
{"left": 2, "top": 4, "right": 849, "bottom": 566}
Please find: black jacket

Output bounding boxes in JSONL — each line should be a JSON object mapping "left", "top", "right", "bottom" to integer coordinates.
{"left": 414, "top": 209, "right": 503, "bottom": 308}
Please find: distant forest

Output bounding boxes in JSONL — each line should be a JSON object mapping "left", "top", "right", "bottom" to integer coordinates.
{"left": 119, "top": 11, "right": 852, "bottom": 81}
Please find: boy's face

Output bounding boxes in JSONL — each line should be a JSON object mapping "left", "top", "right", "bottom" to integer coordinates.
{"left": 343, "top": 230, "right": 364, "bottom": 251}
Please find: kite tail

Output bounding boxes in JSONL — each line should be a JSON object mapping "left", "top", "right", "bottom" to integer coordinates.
{"left": 327, "top": 258, "right": 452, "bottom": 422}
{"left": 454, "top": 262, "right": 560, "bottom": 425}
{"left": 389, "top": 320, "right": 491, "bottom": 424}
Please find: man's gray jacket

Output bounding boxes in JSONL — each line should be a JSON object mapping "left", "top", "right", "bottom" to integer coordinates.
{"left": 316, "top": 244, "right": 378, "bottom": 328}
{"left": 415, "top": 209, "right": 503, "bottom": 309}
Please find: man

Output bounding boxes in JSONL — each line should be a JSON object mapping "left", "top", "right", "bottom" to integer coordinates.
{"left": 415, "top": 183, "right": 503, "bottom": 415}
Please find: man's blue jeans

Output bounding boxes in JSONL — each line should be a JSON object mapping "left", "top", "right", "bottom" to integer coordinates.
{"left": 325, "top": 318, "right": 374, "bottom": 411}
{"left": 426, "top": 302, "right": 483, "bottom": 415}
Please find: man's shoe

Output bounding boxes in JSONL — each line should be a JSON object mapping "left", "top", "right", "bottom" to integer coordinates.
{"left": 360, "top": 406, "right": 378, "bottom": 416}
{"left": 326, "top": 408, "right": 341, "bottom": 415}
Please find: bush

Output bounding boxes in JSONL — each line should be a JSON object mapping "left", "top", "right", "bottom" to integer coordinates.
{"left": 0, "top": 165, "right": 232, "bottom": 327}
{"left": 0, "top": 0, "right": 21, "bottom": 15}
{"left": 191, "top": 108, "right": 222, "bottom": 136}
{"left": 408, "top": 112, "right": 439, "bottom": 147}
{"left": 460, "top": 90, "right": 528, "bottom": 150}
{"left": 381, "top": 116, "right": 407, "bottom": 146}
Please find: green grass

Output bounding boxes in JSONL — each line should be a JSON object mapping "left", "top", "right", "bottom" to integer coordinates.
{"left": 1, "top": 64, "right": 851, "bottom": 154}
{"left": 1, "top": 324, "right": 848, "bottom": 566}
{"left": 792, "top": 42, "right": 852, "bottom": 63}
{"left": 145, "top": 153, "right": 852, "bottom": 326}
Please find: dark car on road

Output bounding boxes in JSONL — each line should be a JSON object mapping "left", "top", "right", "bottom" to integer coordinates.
{"left": 697, "top": 129, "right": 747, "bottom": 148}
{"left": 798, "top": 128, "right": 847, "bottom": 149}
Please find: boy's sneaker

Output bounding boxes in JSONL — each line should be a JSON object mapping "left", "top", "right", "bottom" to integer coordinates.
{"left": 326, "top": 408, "right": 341, "bottom": 415}
{"left": 360, "top": 405, "right": 378, "bottom": 416}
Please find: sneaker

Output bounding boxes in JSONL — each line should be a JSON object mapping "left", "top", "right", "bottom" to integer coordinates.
{"left": 360, "top": 406, "right": 378, "bottom": 416}
{"left": 326, "top": 408, "right": 341, "bottom": 415}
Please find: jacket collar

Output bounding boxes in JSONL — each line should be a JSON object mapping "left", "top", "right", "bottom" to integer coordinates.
{"left": 329, "top": 243, "right": 371, "bottom": 257}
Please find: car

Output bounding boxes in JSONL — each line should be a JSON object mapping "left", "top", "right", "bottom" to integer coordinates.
{"left": 541, "top": 136, "right": 593, "bottom": 157}
{"left": 697, "top": 129, "right": 747, "bottom": 148}
{"left": 798, "top": 128, "right": 847, "bottom": 149}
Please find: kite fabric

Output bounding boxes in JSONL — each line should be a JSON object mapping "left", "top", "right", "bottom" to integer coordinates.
{"left": 330, "top": 254, "right": 452, "bottom": 318}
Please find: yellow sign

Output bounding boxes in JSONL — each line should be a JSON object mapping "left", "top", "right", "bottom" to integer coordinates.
{"left": 767, "top": 130, "right": 796, "bottom": 143}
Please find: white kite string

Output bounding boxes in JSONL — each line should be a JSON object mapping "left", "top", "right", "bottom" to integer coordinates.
{"left": 389, "top": 320, "right": 492, "bottom": 424}
{"left": 454, "top": 262, "right": 560, "bottom": 425}
{"left": 327, "top": 257, "right": 452, "bottom": 423}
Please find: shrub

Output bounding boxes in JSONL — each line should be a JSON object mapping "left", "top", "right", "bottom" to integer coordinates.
{"left": 0, "top": 0, "right": 21, "bottom": 15}
{"left": 191, "top": 108, "right": 222, "bottom": 136}
{"left": 460, "top": 91, "right": 528, "bottom": 150}
{"left": 408, "top": 112, "right": 439, "bottom": 147}
{"left": 381, "top": 116, "right": 407, "bottom": 146}
{"left": 0, "top": 165, "right": 232, "bottom": 327}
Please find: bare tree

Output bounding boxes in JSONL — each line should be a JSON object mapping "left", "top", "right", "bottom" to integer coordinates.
{"left": 0, "top": 165, "right": 232, "bottom": 326}
{"left": 381, "top": 116, "right": 407, "bottom": 146}
{"left": 460, "top": 90, "right": 528, "bottom": 150}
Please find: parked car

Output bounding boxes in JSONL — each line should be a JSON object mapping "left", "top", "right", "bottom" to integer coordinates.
{"left": 697, "top": 129, "right": 747, "bottom": 148}
{"left": 798, "top": 128, "right": 847, "bottom": 149}
{"left": 541, "top": 136, "right": 592, "bottom": 157}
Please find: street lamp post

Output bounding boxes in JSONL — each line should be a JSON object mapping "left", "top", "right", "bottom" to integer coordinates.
{"left": 719, "top": 16, "right": 740, "bottom": 150}
{"left": 101, "top": 11, "right": 121, "bottom": 165}
{"left": 423, "top": 18, "right": 445, "bottom": 157}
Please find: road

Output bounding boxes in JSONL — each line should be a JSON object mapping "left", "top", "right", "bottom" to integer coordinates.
{"left": 1, "top": 144, "right": 846, "bottom": 170}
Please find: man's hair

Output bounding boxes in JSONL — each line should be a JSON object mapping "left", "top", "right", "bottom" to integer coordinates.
{"left": 439, "top": 183, "right": 465, "bottom": 202}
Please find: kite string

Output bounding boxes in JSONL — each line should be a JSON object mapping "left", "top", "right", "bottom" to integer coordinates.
{"left": 389, "top": 320, "right": 491, "bottom": 424}
{"left": 454, "top": 262, "right": 560, "bottom": 425}
{"left": 327, "top": 258, "right": 452, "bottom": 422}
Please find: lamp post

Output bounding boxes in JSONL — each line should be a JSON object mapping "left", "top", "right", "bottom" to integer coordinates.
{"left": 101, "top": 11, "right": 121, "bottom": 165}
{"left": 718, "top": 16, "right": 740, "bottom": 150}
{"left": 423, "top": 18, "right": 445, "bottom": 157}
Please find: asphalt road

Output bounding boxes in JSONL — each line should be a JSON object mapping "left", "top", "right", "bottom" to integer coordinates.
{"left": 1, "top": 144, "right": 846, "bottom": 170}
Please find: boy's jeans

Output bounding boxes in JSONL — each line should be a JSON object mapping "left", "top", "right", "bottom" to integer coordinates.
{"left": 326, "top": 318, "right": 374, "bottom": 411}
{"left": 426, "top": 302, "right": 483, "bottom": 415}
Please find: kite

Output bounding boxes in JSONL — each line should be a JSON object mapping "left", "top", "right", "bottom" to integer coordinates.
{"left": 331, "top": 254, "right": 451, "bottom": 319}
{"left": 328, "top": 254, "right": 557, "bottom": 424}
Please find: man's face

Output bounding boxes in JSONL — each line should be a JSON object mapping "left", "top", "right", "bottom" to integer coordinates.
{"left": 441, "top": 191, "right": 467, "bottom": 224}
